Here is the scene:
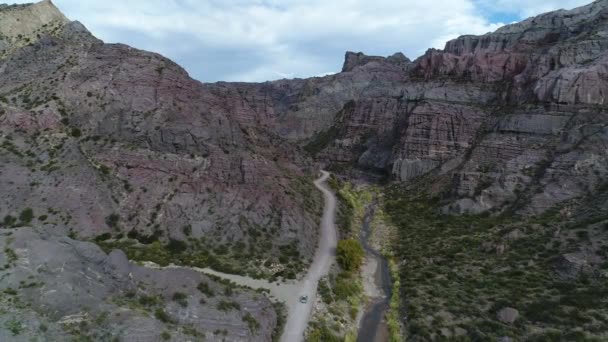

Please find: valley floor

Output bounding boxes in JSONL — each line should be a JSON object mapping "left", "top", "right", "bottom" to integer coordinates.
{"left": 142, "top": 171, "right": 339, "bottom": 342}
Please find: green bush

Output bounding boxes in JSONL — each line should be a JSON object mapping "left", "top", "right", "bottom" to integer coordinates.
{"left": 4, "top": 319, "right": 23, "bottom": 336}
{"left": 172, "top": 292, "right": 188, "bottom": 307}
{"left": 197, "top": 281, "right": 215, "bottom": 297}
{"left": 139, "top": 295, "right": 161, "bottom": 307}
{"left": 243, "top": 312, "right": 260, "bottom": 332}
{"left": 100, "top": 165, "right": 111, "bottom": 175}
{"left": 105, "top": 213, "right": 120, "bottom": 229}
{"left": 2, "top": 215, "right": 16, "bottom": 227}
{"left": 19, "top": 208, "right": 34, "bottom": 224}
{"left": 154, "top": 308, "right": 172, "bottom": 323}
{"left": 70, "top": 128, "right": 82, "bottom": 138}
{"left": 217, "top": 300, "right": 240, "bottom": 312}
{"left": 334, "top": 273, "right": 361, "bottom": 300}
{"left": 336, "top": 239, "right": 364, "bottom": 272}
{"left": 318, "top": 278, "right": 334, "bottom": 304}
{"left": 167, "top": 238, "right": 188, "bottom": 254}
{"left": 307, "top": 324, "right": 341, "bottom": 342}
{"left": 94, "top": 233, "right": 112, "bottom": 242}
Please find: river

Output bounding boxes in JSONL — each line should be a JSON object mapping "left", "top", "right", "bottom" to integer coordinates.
{"left": 357, "top": 199, "right": 392, "bottom": 342}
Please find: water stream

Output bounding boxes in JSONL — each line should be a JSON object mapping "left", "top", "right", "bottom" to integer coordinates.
{"left": 357, "top": 199, "right": 392, "bottom": 342}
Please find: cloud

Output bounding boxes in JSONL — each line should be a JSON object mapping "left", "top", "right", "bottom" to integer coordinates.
{"left": 10, "top": 0, "right": 595, "bottom": 82}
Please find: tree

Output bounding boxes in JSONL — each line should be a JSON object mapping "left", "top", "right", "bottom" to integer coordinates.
{"left": 336, "top": 239, "right": 364, "bottom": 272}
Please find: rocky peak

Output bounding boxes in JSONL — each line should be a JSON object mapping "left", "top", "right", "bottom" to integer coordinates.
{"left": 0, "top": 0, "right": 68, "bottom": 36}
{"left": 412, "top": 0, "right": 608, "bottom": 83}
{"left": 342, "top": 51, "right": 410, "bottom": 72}
{"left": 496, "top": 0, "right": 608, "bottom": 34}
{"left": 0, "top": 0, "right": 69, "bottom": 56}
{"left": 441, "top": 0, "right": 608, "bottom": 57}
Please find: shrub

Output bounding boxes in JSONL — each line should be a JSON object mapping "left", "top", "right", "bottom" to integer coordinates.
{"left": 307, "top": 324, "right": 341, "bottom": 342}
{"left": 243, "top": 312, "right": 260, "bottom": 332}
{"left": 334, "top": 275, "right": 360, "bottom": 300}
{"left": 4, "top": 288, "right": 17, "bottom": 295}
{"left": 94, "top": 233, "right": 112, "bottom": 242}
{"left": 19, "top": 208, "right": 34, "bottom": 224}
{"left": 99, "top": 165, "right": 111, "bottom": 175}
{"left": 336, "top": 239, "right": 364, "bottom": 272}
{"left": 167, "top": 238, "right": 187, "bottom": 254}
{"left": 318, "top": 278, "right": 334, "bottom": 304}
{"left": 217, "top": 300, "right": 240, "bottom": 312}
{"left": 4, "top": 319, "right": 23, "bottom": 336}
{"left": 197, "top": 282, "right": 214, "bottom": 297}
{"left": 139, "top": 295, "right": 161, "bottom": 307}
{"left": 2, "top": 215, "right": 16, "bottom": 227}
{"left": 105, "top": 213, "right": 120, "bottom": 229}
{"left": 154, "top": 308, "right": 172, "bottom": 323}
{"left": 182, "top": 224, "right": 192, "bottom": 236}
{"left": 70, "top": 128, "right": 82, "bottom": 138}
{"left": 172, "top": 292, "right": 188, "bottom": 307}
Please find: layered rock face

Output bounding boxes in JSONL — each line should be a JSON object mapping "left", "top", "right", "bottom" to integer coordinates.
{"left": 216, "top": 0, "right": 608, "bottom": 218}
{"left": 414, "top": 0, "right": 608, "bottom": 215}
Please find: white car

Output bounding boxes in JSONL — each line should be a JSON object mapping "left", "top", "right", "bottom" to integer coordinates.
{"left": 299, "top": 295, "right": 308, "bottom": 304}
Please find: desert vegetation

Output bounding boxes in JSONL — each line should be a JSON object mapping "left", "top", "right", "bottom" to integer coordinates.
{"left": 383, "top": 184, "right": 608, "bottom": 340}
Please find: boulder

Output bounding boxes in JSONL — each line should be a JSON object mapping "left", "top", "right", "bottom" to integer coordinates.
{"left": 497, "top": 307, "right": 519, "bottom": 324}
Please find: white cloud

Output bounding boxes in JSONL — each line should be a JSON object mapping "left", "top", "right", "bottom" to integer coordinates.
{"left": 11, "top": 0, "right": 596, "bottom": 82}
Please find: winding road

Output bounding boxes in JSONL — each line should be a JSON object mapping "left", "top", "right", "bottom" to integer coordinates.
{"left": 149, "top": 171, "right": 338, "bottom": 341}
{"left": 280, "top": 170, "right": 338, "bottom": 341}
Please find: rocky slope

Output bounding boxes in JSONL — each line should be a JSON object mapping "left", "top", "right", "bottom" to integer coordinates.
{"left": 0, "top": 227, "right": 277, "bottom": 341}
{"left": 0, "top": 1, "right": 320, "bottom": 339}
{"left": 0, "top": 0, "right": 323, "bottom": 281}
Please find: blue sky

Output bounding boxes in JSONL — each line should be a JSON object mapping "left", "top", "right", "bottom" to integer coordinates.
{"left": 24, "top": 0, "right": 592, "bottom": 82}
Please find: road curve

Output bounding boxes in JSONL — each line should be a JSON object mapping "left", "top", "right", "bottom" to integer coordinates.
{"left": 280, "top": 170, "right": 338, "bottom": 342}
{"left": 142, "top": 171, "right": 338, "bottom": 342}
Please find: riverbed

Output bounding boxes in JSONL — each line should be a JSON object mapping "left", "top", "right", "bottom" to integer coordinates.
{"left": 357, "top": 199, "right": 392, "bottom": 342}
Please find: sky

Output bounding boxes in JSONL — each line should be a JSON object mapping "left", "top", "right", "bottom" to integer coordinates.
{"left": 19, "top": 0, "right": 592, "bottom": 82}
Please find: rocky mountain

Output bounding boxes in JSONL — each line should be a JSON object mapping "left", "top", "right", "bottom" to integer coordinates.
{"left": 0, "top": 0, "right": 323, "bottom": 278}
{"left": 1, "top": 0, "right": 608, "bottom": 340}
{"left": 0, "top": 1, "right": 318, "bottom": 340}
{"left": 207, "top": 0, "right": 608, "bottom": 218}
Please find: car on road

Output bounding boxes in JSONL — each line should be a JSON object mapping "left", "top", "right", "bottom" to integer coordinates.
{"left": 299, "top": 295, "right": 308, "bottom": 304}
